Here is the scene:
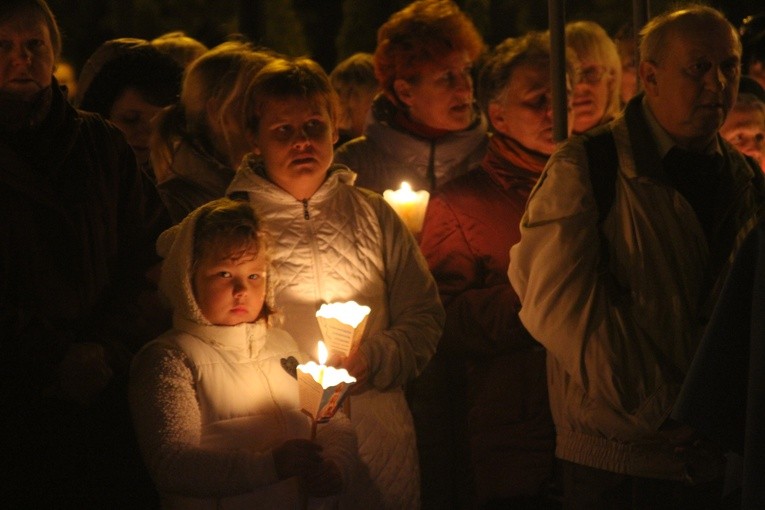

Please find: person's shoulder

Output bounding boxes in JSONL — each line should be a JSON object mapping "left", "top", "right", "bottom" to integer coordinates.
{"left": 132, "top": 330, "right": 192, "bottom": 371}
{"left": 75, "top": 108, "right": 118, "bottom": 133}
{"left": 74, "top": 108, "right": 132, "bottom": 151}
{"left": 334, "top": 134, "right": 374, "bottom": 161}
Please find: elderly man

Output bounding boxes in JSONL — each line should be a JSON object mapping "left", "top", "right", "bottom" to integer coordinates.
{"left": 508, "top": 6, "right": 764, "bottom": 509}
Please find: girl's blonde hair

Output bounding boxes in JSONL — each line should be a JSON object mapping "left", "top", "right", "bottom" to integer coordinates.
{"left": 192, "top": 197, "right": 274, "bottom": 322}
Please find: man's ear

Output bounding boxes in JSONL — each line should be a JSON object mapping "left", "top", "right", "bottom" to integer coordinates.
{"left": 488, "top": 102, "right": 507, "bottom": 134}
{"left": 639, "top": 60, "right": 658, "bottom": 96}
{"left": 393, "top": 78, "right": 414, "bottom": 108}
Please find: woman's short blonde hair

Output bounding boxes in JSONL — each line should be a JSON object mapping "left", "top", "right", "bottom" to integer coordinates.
{"left": 566, "top": 20, "right": 622, "bottom": 121}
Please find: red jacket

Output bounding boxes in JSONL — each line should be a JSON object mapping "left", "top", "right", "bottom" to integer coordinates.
{"left": 418, "top": 134, "right": 555, "bottom": 500}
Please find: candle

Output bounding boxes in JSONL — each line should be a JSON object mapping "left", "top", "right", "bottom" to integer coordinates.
{"left": 317, "top": 340, "right": 328, "bottom": 385}
{"left": 383, "top": 181, "right": 430, "bottom": 234}
{"left": 296, "top": 341, "right": 357, "bottom": 425}
{"left": 316, "top": 301, "right": 371, "bottom": 358}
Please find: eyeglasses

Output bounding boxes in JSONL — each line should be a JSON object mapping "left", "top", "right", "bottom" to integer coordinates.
{"left": 577, "top": 65, "right": 609, "bottom": 84}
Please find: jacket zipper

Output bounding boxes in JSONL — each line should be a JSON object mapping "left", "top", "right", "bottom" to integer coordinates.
{"left": 427, "top": 140, "right": 437, "bottom": 191}
{"left": 302, "top": 197, "right": 325, "bottom": 302}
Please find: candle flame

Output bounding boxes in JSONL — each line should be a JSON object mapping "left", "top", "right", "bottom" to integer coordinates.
{"left": 400, "top": 181, "right": 412, "bottom": 192}
{"left": 318, "top": 340, "right": 328, "bottom": 365}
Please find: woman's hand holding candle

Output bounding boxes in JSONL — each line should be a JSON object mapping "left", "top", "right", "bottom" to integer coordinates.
{"left": 340, "top": 349, "right": 369, "bottom": 393}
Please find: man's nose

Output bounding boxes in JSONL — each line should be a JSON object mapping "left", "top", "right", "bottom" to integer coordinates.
{"left": 705, "top": 65, "right": 727, "bottom": 92}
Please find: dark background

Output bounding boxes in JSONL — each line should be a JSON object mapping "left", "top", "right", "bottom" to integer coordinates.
{"left": 48, "top": 0, "right": 764, "bottom": 74}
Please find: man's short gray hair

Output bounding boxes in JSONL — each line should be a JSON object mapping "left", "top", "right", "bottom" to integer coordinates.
{"left": 639, "top": 5, "right": 741, "bottom": 65}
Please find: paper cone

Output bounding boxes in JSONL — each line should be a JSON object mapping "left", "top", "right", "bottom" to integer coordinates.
{"left": 316, "top": 301, "right": 371, "bottom": 358}
{"left": 296, "top": 362, "right": 356, "bottom": 423}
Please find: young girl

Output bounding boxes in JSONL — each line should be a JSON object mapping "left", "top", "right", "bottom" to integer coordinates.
{"left": 228, "top": 57, "right": 444, "bottom": 509}
{"left": 129, "top": 198, "right": 359, "bottom": 509}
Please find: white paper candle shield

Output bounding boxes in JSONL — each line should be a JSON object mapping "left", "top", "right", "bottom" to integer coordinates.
{"left": 296, "top": 361, "right": 356, "bottom": 423}
{"left": 383, "top": 182, "right": 430, "bottom": 234}
{"left": 316, "top": 301, "right": 371, "bottom": 358}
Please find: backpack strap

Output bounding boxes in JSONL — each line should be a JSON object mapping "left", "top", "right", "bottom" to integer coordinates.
{"left": 582, "top": 125, "right": 619, "bottom": 225}
{"left": 580, "top": 125, "right": 630, "bottom": 301}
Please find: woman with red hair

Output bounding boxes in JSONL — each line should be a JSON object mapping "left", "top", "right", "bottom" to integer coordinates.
{"left": 334, "top": 0, "right": 487, "bottom": 194}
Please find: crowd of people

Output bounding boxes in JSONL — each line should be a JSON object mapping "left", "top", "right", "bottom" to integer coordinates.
{"left": 3, "top": 0, "right": 765, "bottom": 509}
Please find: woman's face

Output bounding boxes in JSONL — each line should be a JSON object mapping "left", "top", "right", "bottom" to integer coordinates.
{"left": 394, "top": 50, "right": 475, "bottom": 132}
{"left": 571, "top": 56, "right": 613, "bottom": 133}
{"left": 0, "top": 12, "right": 54, "bottom": 101}
{"left": 109, "top": 87, "right": 163, "bottom": 167}
{"left": 490, "top": 61, "right": 560, "bottom": 156}
{"left": 248, "top": 94, "right": 337, "bottom": 199}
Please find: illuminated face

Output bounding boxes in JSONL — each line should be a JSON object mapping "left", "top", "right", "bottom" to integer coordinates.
{"left": 642, "top": 19, "right": 740, "bottom": 150}
{"left": 249, "top": 95, "right": 337, "bottom": 199}
{"left": 721, "top": 102, "right": 765, "bottom": 172}
{"left": 0, "top": 12, "right": 55, "bottom": 101}
{"left": 192, "top": 246, "right": 267, "bottom": 326}
{"left": 571, "top": 58, "right": 613, "bottom": 133}
{"left": 109, "top": 88, "right": 163, "bottom": 167}
{"left": 490, "top": 61, "right": 561, "bottom": 157}
{"left": 395, "top": 50, "right": 475, "bottom": 132}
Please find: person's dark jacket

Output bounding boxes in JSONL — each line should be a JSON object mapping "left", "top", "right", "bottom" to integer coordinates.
{"left": 0, "top": 80, "right": 169, "bottom": 411}
{"left": 673, "top": 216, "right": 765, "bottom": 509}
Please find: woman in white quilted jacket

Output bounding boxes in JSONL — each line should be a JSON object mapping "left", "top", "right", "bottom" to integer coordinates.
{"left": 228, "top": 57, "right": 445, "bottom": 509}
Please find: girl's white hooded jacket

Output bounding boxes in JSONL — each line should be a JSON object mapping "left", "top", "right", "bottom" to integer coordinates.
{"left": 129, "top": 203, "right": 359, "bottom": 510}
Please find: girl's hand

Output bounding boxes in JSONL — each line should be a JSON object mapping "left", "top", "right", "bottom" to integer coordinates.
{"left": 303, "top": 459, "right": 343, "bottom": 497}
{"left": 273, "top": 439, "right": 323, "bottom": 479}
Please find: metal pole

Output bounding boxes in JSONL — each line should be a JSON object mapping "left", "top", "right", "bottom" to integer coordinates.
{"left": 548, "top": 0, "right": 567, "bottom": 142}
{"left": 632, "top": 0, "right": 650, "bottom": 67}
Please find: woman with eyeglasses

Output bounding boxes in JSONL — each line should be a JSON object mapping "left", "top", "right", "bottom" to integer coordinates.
{"left": 566, "top": 20, "right": 622, "bottom": 134}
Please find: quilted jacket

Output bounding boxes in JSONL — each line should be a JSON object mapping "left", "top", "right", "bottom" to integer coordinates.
{"left": 129, "top": 203, "right": 361, "bottom": 509}
{"left": 227, "top": 159, "right": 445, "bottom": 509}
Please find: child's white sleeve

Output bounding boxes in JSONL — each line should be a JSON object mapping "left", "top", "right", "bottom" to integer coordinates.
{"left": 129, "top": 342, "right": 280, "bottom": 497}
